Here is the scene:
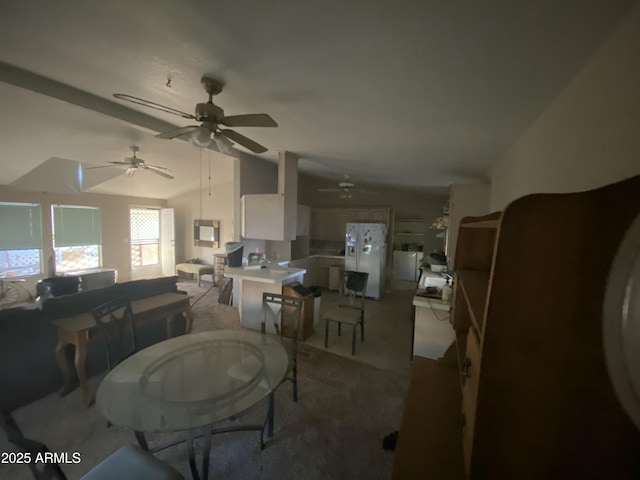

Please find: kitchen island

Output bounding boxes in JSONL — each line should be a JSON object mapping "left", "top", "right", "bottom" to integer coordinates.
{"left": 224, "top": 264, "right": 307, "bottom": 331}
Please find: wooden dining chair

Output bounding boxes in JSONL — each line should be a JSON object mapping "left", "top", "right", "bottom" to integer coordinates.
{"left": 261, "top": 292, "right": 304, "bottom": 402}
{"left": 91, "top": 295, "right": 138, "bottom": 372}
{"left": 323, "top": 271, "right": 369, "bottom": 355}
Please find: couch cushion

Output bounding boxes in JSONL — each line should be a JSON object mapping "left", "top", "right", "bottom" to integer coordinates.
{"left": 118, "top": 276, "right": 179, "bottom": 301}
{"left": 41, "top": 283, "right": 126, "bottom": 319}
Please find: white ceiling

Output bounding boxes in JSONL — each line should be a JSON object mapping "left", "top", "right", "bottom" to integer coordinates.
{"left": 0, "top": 0, "right": 636, "bottom": 199}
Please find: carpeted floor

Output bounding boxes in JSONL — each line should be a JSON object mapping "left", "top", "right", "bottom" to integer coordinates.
{"left": 0, "top": 280, "right": 410, "bottom": 479}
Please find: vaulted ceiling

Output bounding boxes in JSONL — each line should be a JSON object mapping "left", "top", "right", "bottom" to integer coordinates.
{"left": 0, "top": 0, "right": 636, "bottom": 199}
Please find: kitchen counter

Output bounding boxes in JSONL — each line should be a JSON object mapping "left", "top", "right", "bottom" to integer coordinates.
{"left": 224, "top": 265, "right": 306, "bottom": 285}
{"left": 224, "top": 265, "right": 306, "bottom": 331}
{"left": 412, "top": 270, "right": 455, "bottom": 360}
{"left": 295, "top": 254, "right": 345, "bottom": 260}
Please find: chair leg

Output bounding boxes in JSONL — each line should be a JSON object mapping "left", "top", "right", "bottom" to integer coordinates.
{"left": 361, "top": 319, "right": 365, "bottom": 341}
{"left": 352, "top": 325, "right": 356, "bottom": 355}
{"left": 338, "top": 322, "right": 341, "bottom": 336}
{"left": 324, "top": 318, "right": 329, "bottom": 348}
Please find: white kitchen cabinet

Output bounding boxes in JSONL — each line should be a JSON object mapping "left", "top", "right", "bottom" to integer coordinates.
{"left": 241, "top": 152, "right": 298, "bottom": 241}
{"left": 241, "top": 194, "right": 291, "bottom": 240}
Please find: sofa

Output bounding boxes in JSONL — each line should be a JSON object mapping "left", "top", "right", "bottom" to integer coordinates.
{"left": 0, "top": 276, "right": 187, "bottom": 412}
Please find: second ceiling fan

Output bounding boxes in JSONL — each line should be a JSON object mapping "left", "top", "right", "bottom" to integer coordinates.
{"left": 113, "top": 76, "right": 277, "bottom": 153}
{"left": 318, "top": 175, "right": 379, "bottom": 199}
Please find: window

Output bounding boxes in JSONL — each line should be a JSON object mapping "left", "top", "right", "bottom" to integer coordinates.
{"left": 130, "top": 207, "right": 160, "bottom": 267}
{"left": 0, "top": 202, "right": 43, "bottom": 276}
{"left": 52, "top": 205, "right": 102, "bottom": 272}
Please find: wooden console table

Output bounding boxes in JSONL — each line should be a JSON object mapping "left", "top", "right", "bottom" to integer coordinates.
{"left": 52, "top": 292, "right": 193, "bottom": 406}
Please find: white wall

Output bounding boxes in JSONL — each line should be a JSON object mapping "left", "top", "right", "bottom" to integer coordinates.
{"left": 0, "top": 185, "right": 166, "bottom": 289}
{"left": 167, "top": 156, "right": 237, "bottom": 267}
{"left": 490, "top": 4, "right": 640, "bottom": 210}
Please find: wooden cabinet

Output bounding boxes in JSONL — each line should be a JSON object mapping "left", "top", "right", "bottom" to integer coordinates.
{"left": 393, "top": 175, "right": 640, "bottom": 479}
{"left": 296, "top": 205, "right": 310, "bottom": 236}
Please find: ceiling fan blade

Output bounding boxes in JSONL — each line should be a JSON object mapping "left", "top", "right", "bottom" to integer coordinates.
{"left": 108, "top": 161, "right": 132, "bottom": 165}
{"left": 220, "top": 113, "right": 278, "bottom": 128}
{"left": 353, "top": 189, "right": 380, "bottom": 195}
{"left": 220, "top": 129, "right": 267, "bottom": 153}
{"left": 318, "top": 188, "right": 343, "bottom": 192}
{"left": 145, "top": 164, "right": 172, "bottom": 171}
{"left": 113, "top": 94, "right": 195, "bottom": 120}
{"left": 156, "top": 125, "right": 199, "bottom": 140}
{"left": 85, "top": 165, "right": 119, "bottom": 170}
{"left": 145, "top": 166, "right": 175, "bottom": 180}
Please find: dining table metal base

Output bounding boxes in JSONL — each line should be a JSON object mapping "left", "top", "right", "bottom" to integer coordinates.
{"left": 133, "top": 392, "right": 275, "bottom": 480}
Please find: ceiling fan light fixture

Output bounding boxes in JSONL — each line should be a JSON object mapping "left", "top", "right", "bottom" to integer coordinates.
{"left": 190, "top": 126, "right": 213, "bottom": 148}
{"left": 213, "top": 132, "right": 234, "bottom": 154}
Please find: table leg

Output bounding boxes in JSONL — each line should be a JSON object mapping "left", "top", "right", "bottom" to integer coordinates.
{"left": 135, "top": 431, "right": 149, "bottom": 451}
{"left": 55, "top": 333, "right": 76, "bottom": 396}
{"left": 201, "top": 427, "right": 212, "bottom": 480}
{"left": 166, "top": 316, "right": 173, "bottom": 338}
{"left": 187, "top": 429, "right": 200, "bottom": 480}
{"left": 183, "top": 307, "right": 194, "bottom": 334}
{"left": 267, "top": 391, "right": 275, "bottom": 438}
{"left": 73, "top": 332, "right": 93, "bottom": 406}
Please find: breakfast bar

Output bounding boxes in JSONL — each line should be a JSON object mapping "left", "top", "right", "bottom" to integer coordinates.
{"left": 224, "top": 264, "right": 306, "bottom": 331}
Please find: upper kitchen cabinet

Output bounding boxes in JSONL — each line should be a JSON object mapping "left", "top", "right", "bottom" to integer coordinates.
{"left": 241, "top": 194, "right": 290, "bottom": 240}
{"left": 296, "top": 205, "right": 311, "bottom": 236}
{"left": 241, "top": 152, "right": 298, "bottom": 241}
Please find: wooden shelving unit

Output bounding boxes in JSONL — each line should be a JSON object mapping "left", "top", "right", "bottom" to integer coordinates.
{"left": 393, "top": 175, "right": 640, "bottom": 479}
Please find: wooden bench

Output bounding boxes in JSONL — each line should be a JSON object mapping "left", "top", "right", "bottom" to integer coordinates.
{"left": 176, "top": 263, "right": 214, "bottom": 287}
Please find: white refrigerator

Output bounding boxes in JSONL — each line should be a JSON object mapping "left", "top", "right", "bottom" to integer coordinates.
{"left": 345, "top": 223, "right": 387, "bottom": 299}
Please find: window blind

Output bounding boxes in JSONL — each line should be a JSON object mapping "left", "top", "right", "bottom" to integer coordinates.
{"left": 0, "top": 202, "right": 42, "bottom": 250}
{"left": 52, "top": 205, "right": 102, "bottom": 247}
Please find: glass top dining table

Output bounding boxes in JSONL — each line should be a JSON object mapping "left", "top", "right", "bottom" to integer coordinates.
{"left": 95, "top": 330, "right": 289, "bottom": 433}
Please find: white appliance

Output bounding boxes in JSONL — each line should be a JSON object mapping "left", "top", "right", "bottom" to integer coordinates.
{"left": 392, "top": 251, "right": 424, "bottom": 281}
{"left": 345, "top": 223, "right": 387, "bottom": 299}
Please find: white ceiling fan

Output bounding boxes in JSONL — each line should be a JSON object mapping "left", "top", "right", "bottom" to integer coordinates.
{"left": 318, "top": 174, "right": 380, "bottom": 199}
{"left": 86, "top": 146, "right": 174, "bottom": 179}
{"left": 113, "top": 76, "right": 277, "bottom": 153}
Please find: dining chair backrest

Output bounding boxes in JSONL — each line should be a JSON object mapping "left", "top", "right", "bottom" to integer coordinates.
{"left": 0, "top": 408, "right": 68, "bottom": 480}
{"left": 341, "top": 271, "right": 369, "bottom": 310}
{"left": 91, "top": 296, "right": 137, "bottom": 371}
{"left": 261, "top": 293, "right": 304, "bottom": 341}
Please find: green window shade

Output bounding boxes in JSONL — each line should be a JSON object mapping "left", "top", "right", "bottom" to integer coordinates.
{"left": 0, "top": 202, "right": 42, "bottom": 250}
{"left": 52, "top": 205, "right": 102, "bottom": 247}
